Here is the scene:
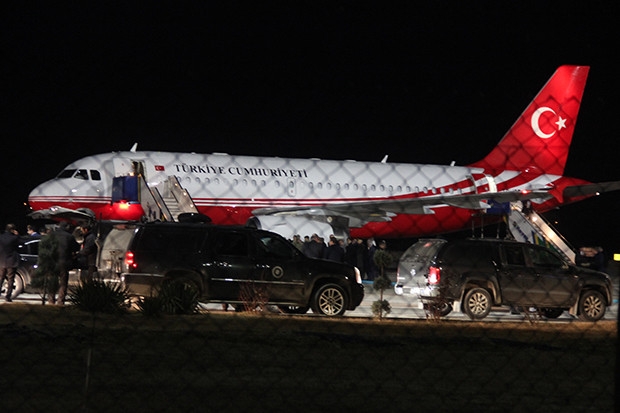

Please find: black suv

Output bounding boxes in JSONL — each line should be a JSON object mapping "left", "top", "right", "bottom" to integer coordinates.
{"left": 394, "top": 238, "right": 612, "bottom": 321}
{"left": 112, "top": 222, "right": 364, "bottom": 316}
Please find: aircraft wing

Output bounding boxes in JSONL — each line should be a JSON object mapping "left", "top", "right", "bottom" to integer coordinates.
{"left": 253, "top": 189, "right": 553, "bottom": 226}
{"left": 563, "top": 180, "right": 620, "bottom": 200}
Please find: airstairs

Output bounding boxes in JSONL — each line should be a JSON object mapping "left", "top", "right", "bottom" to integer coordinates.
{"left": 507, "top": 202, "right": 576, "bottom": 263}
{"left": 139, "top": 175, "right": 199, "bottom": 222}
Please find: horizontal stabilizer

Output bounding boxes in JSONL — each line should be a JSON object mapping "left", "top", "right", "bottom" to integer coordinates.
{"left": 563, "top": 181, "right": 620, "bottom": 199}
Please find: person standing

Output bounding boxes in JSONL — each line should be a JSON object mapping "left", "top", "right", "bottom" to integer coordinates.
{"left": 291, "top": 234, "right": 304, "bottom": 251}
{"left": 303, "top": 234, "right": 325, "bottom": 259}
{"left": 49, "top": 222, "right": 80, "bottom": 305}
{"left": 27, "top": 224, "right": 41, "bottom": 238}
{"left": 365, "top": 238, "right": 378, "bottom": 281}
{"left": 77, "top": 225, "right": 98, "bottom": 282}
{"left": 0, "top": 223, "right": 21, "bottom": 302}
{"left": 324, "top": 237, "right": 345, "bottom": 262}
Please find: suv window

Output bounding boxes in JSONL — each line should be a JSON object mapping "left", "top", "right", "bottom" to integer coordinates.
{"left": 503, "top": 244, "right": 525, "bottom": 266}
{"left": 254, "top": 232, "right": 295, "bottom": 259}
{"left": 139, "top": 227, "right": 206, "bottom": 255}
{"left": 401, "top": 239, "right": 445, "bottom": 262}
{"left": 528, "top": 246, "right": 564, "bottom": 268}
{"left": 440, "top": 242, "right": 496, "bottom": 270}
{"left": 213, "top": 231, "right": 248, "bottom": 256}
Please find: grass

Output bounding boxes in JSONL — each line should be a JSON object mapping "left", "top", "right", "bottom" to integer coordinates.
{"left": 0, "top": 304, "right": 617, "bottom": 412}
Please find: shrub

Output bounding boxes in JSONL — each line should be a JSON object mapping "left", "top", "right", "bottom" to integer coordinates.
{"left": 158, "top": 281, "right": 200, "bottom": 315}
{"left": 30, "top": 233, "right": 59, "bottom": 304}
{"left": 238, "top": 281, "right": 269, "bottom": 313}
{"left": 68, "top": 279, "right": 130, "bottom": 314}
{"left": 371, "top": 299, "right": 392, "bottom": 317}
{"left": 136, "top": 295, "right": 164, "bottom": 317}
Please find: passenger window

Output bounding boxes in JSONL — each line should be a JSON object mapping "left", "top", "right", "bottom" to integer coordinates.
{"left": 214, "top": 232, "right": 248, "bottom": 256}
{"left": 504, "top": 245, "right": 525, "bottom": 266}
{"left": 529, "top": 247, "right": 563, "bottom": 268}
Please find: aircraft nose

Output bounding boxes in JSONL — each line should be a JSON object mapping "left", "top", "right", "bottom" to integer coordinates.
{"left": 28, "top": 179, "right": 65, "bottom": 208}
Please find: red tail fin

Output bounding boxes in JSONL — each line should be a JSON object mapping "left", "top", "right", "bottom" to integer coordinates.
{"left": 470, "top": 65, "right": 589, "bottom": 176}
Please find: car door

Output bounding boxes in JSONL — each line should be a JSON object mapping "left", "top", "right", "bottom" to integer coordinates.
{"left": 526, "top": 245, "right": 578, "bottom": 307}
{"left": 498, "top": 244, "right": 538, "bottom": 305}
{"left": 250, "top": 231, "right": 307, "bottom": 304}
{"left": 205, "top": 229, "right": 255, "bottom": 301}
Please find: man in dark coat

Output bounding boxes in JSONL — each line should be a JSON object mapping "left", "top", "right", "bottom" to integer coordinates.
{"left": 324, "top": 237, "right": 345, "bottom": 262}
{"left": 77, "top": 225, "right": 98, "bottom": 282}
{"left": 303, "top": 234, "right": 326, "bottom": 259}
{"left": 0, "top": 223, "right": 21, "bottom": 302}
{"left": 49, "top": 222, "right": 80, "bottom": 305}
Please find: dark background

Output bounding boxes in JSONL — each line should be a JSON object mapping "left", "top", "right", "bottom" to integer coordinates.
{"left": 2, "top": 2, "right": 619, "bottom": 255}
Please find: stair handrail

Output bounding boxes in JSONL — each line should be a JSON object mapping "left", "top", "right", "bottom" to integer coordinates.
{"left": 139, "top": 175, "right": 174, "bottom": 222}
{"left": 510, "top": 203, "right": 576, "bottom": 263}
{"left": 167, "top": 176, "right": 199, "bottom": 215}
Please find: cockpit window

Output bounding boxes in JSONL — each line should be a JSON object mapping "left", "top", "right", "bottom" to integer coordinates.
{"left": 56, "top": 169, "right": 101, "bottom": 180}
{"left": 74, "top": 169, "right": 89, "bottom": 180}
{"left": 57, "top": 169, "right": 76, "bottom": 178}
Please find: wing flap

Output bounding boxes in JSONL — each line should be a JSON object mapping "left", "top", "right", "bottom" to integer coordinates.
{"left": 253, "top": 190, "right": 553, "bottom": 226}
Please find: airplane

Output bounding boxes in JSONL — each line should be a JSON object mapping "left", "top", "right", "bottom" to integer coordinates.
{"left": 27, "top": 65, "right": 620, "bottom": 241}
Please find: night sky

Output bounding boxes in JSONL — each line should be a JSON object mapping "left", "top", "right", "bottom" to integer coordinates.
{"left": 3, "top": 2, "right": 619, "bottom": 253}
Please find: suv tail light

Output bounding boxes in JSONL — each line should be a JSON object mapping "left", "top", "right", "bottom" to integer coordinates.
{"left": 428, "top": 265, "right": 440, "bottom": 285}
{"left": 125, "top": 251, "right": 137, "bottom": 269}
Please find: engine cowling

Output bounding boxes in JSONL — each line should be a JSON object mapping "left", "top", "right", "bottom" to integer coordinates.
{"left": 246, "top": 215, "right": 348, "bottom": 242}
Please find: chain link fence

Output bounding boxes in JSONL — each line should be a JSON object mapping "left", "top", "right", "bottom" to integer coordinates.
{"left": 3, "top": 153, "right": 619, "bottom": 412}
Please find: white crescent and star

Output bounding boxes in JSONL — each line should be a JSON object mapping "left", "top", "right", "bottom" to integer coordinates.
{"left": 531, "top": 107, "right": 567, "bottom": 139}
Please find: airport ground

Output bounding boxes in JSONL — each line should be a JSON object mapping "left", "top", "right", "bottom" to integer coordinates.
{"left": 1, "top": 284, "right": 616, "bottom": 412}
{"left": 1, "top": 263, "right": 617, "bottom": 411}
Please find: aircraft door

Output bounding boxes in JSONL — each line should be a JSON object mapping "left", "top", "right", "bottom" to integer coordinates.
{"left": 112, "top": 158, "right": 134, "bottom": 177}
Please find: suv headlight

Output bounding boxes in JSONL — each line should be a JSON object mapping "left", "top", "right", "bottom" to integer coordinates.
{"left": 354, "top": 267, "right": 362, "bottom": 284}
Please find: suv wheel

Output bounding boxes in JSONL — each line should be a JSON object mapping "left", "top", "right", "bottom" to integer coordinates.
{"left": 463, "top": 287, "right": 492, "bottom": 320}
{"left": 578, "top": 290, "right": 606, "bottom": 321}
{"left": 312, "top": 284, "right": 347, "bottom": 316}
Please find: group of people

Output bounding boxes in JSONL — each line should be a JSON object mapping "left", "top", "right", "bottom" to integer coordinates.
{"left": 0, "top": 221, "right": 98, "bottom": 305}
{"left": 291, "top": 233, "right": 388, "bottom": 281}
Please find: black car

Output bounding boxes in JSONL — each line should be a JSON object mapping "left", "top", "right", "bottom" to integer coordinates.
{"left": 0, "top": 237, "right": 40, "bottom": 299}
{"left": 109, "top": 222, "right": 364, "bottom": 316}
{"left": 394, "top": 238, "right": 613, "bottom": 321}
